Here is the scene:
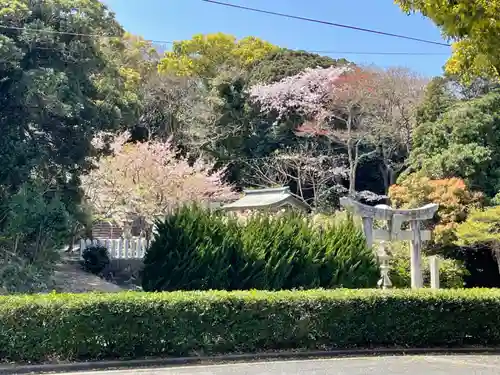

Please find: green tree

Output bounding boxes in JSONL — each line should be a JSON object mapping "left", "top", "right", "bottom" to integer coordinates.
{"left": 0, "top": 0, "right": 142, "bottom": 289}
{"left": 0, "top": 0, "right": 136, "bottom": 194}
{"left": 415, "top": 77, "right": 456, "bottom": 124}
{"left": 456, "top": 206, "right": 500, "bottom": 249}
{"left": 158, "top": 33, "right": 279, "bottom": 78}
{"left": 100, "top": 32, "right": 160, "bottom": 107}
{"left": 247, "top": 49, "right": 349, "bottom": 85}
{"left": 395, "top": 0, "right": 500, "bottom": 82}
{"left": 455, "top": 206, "right": 500, "bottom": 276}
{"left": 189, "top": 68, "right": 282, "bottom": 186}
{"left": 406, "top": 91, "right": 500, "bottom": 197}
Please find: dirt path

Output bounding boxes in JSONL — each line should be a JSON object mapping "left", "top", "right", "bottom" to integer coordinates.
{"left": 52, "top": 257, "right": 124, "bottom": 293}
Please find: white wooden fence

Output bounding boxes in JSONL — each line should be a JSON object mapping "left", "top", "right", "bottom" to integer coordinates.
{"left": 80, "top": 238, "right": 148, "bottom": 259}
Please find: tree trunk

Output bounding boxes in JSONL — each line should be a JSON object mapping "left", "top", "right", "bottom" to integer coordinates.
{"left": 379, "top": 164, "right": 390, "bottom": 195}
{"left": 380, "top": 163, "right": 396, "bottom": 194}
{"left": 348, "top": 154, "right": 358, "bottom": 197}
{"left": 493, "top": 246, "right": 500, "bottom": 276}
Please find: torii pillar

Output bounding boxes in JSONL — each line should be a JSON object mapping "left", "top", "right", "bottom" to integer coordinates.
{"left": 340, "top": 197, "right": 439, "bottom": 289}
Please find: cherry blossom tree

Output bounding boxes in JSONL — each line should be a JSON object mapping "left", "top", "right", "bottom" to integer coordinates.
{"left": 82, "top": 132, "right": 237, "bottom": 236}
{"left": 249, "top": 65, "right": 425, "bottom": 196}
{"left": 250, "top": 65, "right": 379, "bottom": 196}
{"left": 249, "top": 65, "right": 350, "bottom": 121}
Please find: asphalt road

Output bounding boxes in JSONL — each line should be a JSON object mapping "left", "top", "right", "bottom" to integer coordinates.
{"left": 47, "top": 355, "right": 500, "bottom": 375}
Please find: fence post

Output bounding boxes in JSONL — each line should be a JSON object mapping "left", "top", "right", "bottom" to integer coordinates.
{"left": 79, "top": 237, "right": 149, "bottom": 260}
{"left": 79, "top": 239, "right": 85, "bottom": 259}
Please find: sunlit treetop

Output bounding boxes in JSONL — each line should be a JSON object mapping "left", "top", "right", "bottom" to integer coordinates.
{"left": 395, "top": 0, "right": 500, "bottom": 82}
{"left": 158, "top": 32, "right": 280, "bottom": 78}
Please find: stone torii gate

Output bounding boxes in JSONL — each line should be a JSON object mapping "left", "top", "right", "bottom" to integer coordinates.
{"left": 339, "top": 197, "right": 439, "bottom": 289}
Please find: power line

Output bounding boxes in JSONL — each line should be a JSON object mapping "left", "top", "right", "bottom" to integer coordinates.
{"left": 201, "top": 0, "right": 451, "bottom": 48}
{"left": 309, "top": 50, "right": 447, "bottom": 56}
{"left": 0, "top": 24, "right": 449, "bottom": 57}
{"left": 0, "top": 24, "right": 174, "bottom": 46}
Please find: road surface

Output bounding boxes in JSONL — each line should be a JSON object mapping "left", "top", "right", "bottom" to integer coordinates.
{"left": 45, "top": 355, "right": 500, "bottom": 374}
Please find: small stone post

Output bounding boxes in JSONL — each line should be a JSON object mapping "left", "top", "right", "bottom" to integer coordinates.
{"left": 429, "top": 256, "right": 440, "bottom": 289}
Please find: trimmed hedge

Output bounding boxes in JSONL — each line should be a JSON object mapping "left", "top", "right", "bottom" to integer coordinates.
{"left": 142, "top": 205, "right": 379, "bottom": 291}
{"left": 1, "top": 289, "right": 500, "bottom": 363}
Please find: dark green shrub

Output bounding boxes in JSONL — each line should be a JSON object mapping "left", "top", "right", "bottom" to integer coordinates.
{"left": 82, "top": 246, "right": 110, "bottom": 275}
{"left": 240, "top": 212, "right": 378, "bottom": 289}
{"left": 142, "top": 206, "right": 378, "bottom": 291}
{"left": 239, "top": 212, "right": 318, "bottom": 290}
{"left": 319, "top": 217, "right": 379, "bottom": 288}
{"left": 2, "top": 289, "right": 500, "bottom": 363}
{"left": 141, "top": 205, "right": 242, "bottom": 292}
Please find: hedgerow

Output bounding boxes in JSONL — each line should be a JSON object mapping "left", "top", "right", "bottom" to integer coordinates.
{"left": 1, "top": 289, "right": 500, "bottom": 363}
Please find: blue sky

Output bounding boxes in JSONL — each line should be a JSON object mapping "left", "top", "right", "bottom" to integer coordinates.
{"left": 103, "top": 0, "right": 451, "bottom": 77}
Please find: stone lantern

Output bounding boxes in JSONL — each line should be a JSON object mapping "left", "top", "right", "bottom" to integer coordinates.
{"left": 376, "top": 241, "right": 392, "bottom": 290}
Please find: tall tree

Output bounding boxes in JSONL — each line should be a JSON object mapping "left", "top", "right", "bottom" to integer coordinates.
{"left": 0, "top": 0, "right": 136, "bottom": 194}
{"left": 158, "top": 33, "right": 279, "bottom": 78}
{"left": 251, "top": 66, "right": 384, "bottom": 196}
{"left": 0, "top": 0, "right": 139, "bottom": 289}
{"left": 369, "top": 67, "right": 427, "bottom": 191}
{"left": 415, "top": 76, "right": 456, "bottom": 124}
{"left": 407, "top": 91, "right": 500, "bottom": 197}
{"left": 395, "top": 0, "right": 500, "bottom": 82}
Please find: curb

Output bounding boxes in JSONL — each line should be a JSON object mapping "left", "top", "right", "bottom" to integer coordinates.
{"left": 2, "top": 347, "right": 500, "bottom": 374}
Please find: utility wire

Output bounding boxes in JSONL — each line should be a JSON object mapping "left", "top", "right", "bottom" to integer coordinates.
{"left": 201, "top": 0, "right": 451, "bottom": 47}
{"left": 0, "top": 24, "right": 174, "bottom": 45}
{"left": 0, "top": 24, "right": 449, "bottom": 56}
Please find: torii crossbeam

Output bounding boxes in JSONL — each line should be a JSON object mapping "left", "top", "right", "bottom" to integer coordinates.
{"left": 340, "top": 197, "right": 439, "bottom": 289}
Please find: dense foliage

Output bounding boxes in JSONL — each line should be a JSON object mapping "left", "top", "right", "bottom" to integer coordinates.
{"left": 389, "top": 243, "right": 467, "bottom": 288}
{"left": 247, "top": 49, "right": 349, "bottom": 85}
{"left": 0, "top": 0, "right": 139, "bottom": 291}
{"left": 0, "top": 0, "right": 137, "bottom": 192}
{"left": 81, "top": 246, "right": 110, "bottom": 275}
{"left": 2, "top": 289, "right": 500, "bottom": 362}
{"left": 389, "top": 176, "right": 483, "bottom": 245}
{"left": 142, "top": 205, "right": 379, "bottom": 291}
{"left": 2, "top": 0, "right": 500, "bottom": 291}
{"left": 395, "top": 0, "right": 500, "bottom": 82}
{"left": 408, "top": 91, "right": 500, "bottom": 197}
{"left": 158, "top": 33, "right": 279, "bottom": 78}
{"left": 456, "top": 206, "right": 500, "bottom": 252}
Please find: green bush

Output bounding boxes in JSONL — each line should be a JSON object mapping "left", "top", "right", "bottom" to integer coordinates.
{"left": 142, "top": 206, "right": 378, "bottom": 291}
{"left": 239, "top": 213, "right": 378, "bottom": 290}
{"left": 0, "top": 180, "right": 73, "bottom": 293}
{"left": 82, "top": 246, "right": 110, "bottom": 275}
{"left": 142, "top": 205, "right": 242, "bottom": 291}
{"left": 389, "top": 243, "right": 468, "bottom": 288}
{"left": 2, "top": 289, "right": 500, "bottom": 363}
